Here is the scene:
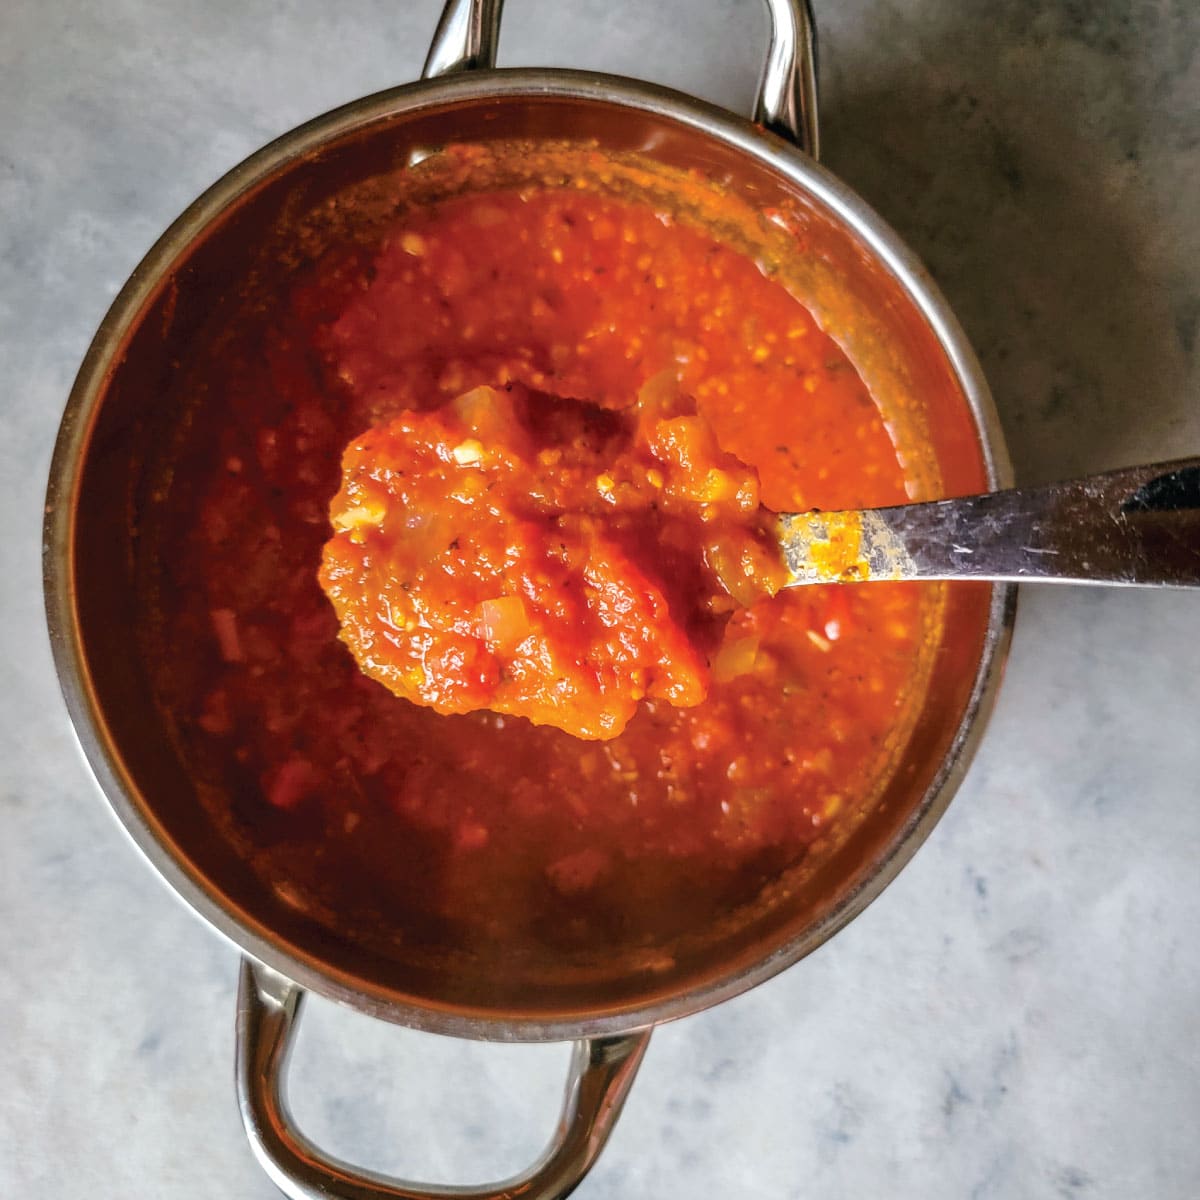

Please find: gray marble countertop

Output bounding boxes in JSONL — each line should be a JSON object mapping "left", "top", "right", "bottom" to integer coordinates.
{"left": 3, "top": 1, "right": 1198, "bottom": 1196}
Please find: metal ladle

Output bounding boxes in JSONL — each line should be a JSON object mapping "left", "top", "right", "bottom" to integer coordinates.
{"left": 778, "top": 457, "right": 1200, "bottom": 587}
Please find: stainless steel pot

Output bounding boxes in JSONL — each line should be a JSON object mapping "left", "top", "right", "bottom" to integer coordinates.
{"left": 43, "top": 2, "right": 1015, "bottom": 1196}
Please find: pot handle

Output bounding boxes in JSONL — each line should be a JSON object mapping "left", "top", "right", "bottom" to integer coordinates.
{"left": 235, "top": 958, "right": 651, "bottom": 1200}
{"left": 422, "top": 0, "right": 821, "bottom": 159}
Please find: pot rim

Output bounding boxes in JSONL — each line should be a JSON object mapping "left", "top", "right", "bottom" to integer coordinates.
{"left": 44, "top": 65, "right": 1016, "bottom": 1042}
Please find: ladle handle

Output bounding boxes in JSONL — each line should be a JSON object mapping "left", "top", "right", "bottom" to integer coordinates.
{"left": 235, "top": 959, "right": 650, "bottom": 1200}
{"left": 781, "top": 457, "right": 1200, "bottom": 587}
{"left": 422, "top": 0, "right": 821, "bottom": 158}
{"left": 422, "top": 0, "right": 502, "bottom": 76}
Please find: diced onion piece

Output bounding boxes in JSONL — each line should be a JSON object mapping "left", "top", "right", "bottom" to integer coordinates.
{"left": 450, "top": 386, "right": 496, "bottom": 422}
{"left": 698, "top": 468, "right": 737, "bottom": 503}
{"left": 711, "top": 635, "right": 760, "bottom": 683}
{"left": 708, "top": 539, "right": 774, "bottom": 609}
{"left": 806, "top": 628, "right": 833, "bottom": 652}
{"left": 210, "top": 607, "right": 244, "bottom": 662}
{"left": 451, "top": 438, "right": 485, "bottom": 465}
{"left": 479, "top": 595, "right": 530, "bottom": 652}
{"left": 448, "top": 385, "right": 529, "bottom": 452}
{"left": 331, "top": 501, "right": 385, "bottom": 533}
{"left": 636, "top": 368, "right": 679, "bottom": 414}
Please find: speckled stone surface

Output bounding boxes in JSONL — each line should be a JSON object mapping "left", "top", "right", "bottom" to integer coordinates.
{"left": 3, "top": 2, "right": 1198, "bottom": 1196}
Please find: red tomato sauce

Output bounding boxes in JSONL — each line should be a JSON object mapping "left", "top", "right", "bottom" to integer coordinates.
{"left": 320, "top": 377, "right": 784, "bottom": 740}
{"left": 144, "top": 181, "right": 933, "bottom": 962}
